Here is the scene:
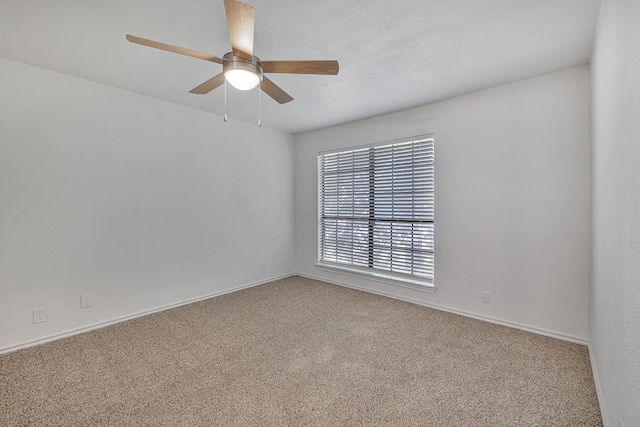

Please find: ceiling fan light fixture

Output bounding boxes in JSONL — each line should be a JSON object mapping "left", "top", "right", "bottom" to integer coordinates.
{"left": 225, "top": 68, "right": 260, "bottom": 90}
{"left": 222, "top": 53, "right": 263, "bottom": 91}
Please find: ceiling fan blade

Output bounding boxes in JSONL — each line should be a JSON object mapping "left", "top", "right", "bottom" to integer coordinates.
{"left": 189, "top": 73, "right": 226, "bottom": 94}
{"left": 224, "top": 0, "right": 255, "bottom": 61}
{"left": 126, "top": 34, "right": 224, "bottom": 64}
{"left": 260, "top": 60, "right": 339, "bottom": 75}
{"left": 260, "top": 76, "right": 293, "bottom": 104}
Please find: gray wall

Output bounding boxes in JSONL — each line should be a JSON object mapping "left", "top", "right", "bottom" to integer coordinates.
{"left": 0, "top": 59, "right": 296, "bottom": 352}
{"left": 591, "top": 0, "right": 640, "bottom": 425}
{"left": 295, "top": 66, "right": 592, "bottom": 342}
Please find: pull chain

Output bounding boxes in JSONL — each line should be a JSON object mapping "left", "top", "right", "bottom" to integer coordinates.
{"left": 257, "top": 81, "right": 262, "bottom": 127}
{"left": 223, "top": 79, "right": 228, "bottom": 122}
{"left": 223, "top": 78, "right": 262, "bottom": 126}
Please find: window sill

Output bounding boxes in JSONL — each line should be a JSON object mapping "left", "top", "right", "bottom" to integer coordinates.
{"left": 315, "top": 263, "right": 436, "bottom": 294}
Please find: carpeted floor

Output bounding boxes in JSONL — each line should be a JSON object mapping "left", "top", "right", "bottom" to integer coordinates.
{"left": 1, "top": 275, "right": 602, "bottom": 426}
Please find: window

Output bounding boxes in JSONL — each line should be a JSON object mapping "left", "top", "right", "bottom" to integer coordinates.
{"left": 318, "top": 135, "right": 434, "bottom": 285}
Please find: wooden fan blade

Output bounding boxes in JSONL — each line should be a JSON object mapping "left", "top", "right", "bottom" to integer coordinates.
{"left": 126, "top": 34, "right": 224, "bottom": 64}
{"left": 260, "top": 77, "right": 293, "bottom": 104}
{"left": 224, "top": 0, "right": 255, "bottom": 61}
{"left": 189, "top": 73, "right": 226, "bottom": 94}
{"left": 260, "top": 60, "right": 339, "bottom": 75}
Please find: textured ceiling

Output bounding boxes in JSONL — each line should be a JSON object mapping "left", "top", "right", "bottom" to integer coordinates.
{"left": 0, "top": 0, "right": 601, "bottom": 134}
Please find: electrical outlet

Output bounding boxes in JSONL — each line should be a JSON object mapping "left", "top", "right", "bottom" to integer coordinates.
{"left": 619, "top": 417, "right": 624, "bottom": 427}
{"left": 33, "top": 308, "right": 47, "bottom": 324}
{"left": 261, "top": 264, "right": 267, "bottom": 273}
{"left": 80, "top": 293, "right": 92, "bottom": 309}
{"left": 482, "top": 291, "right": 491, "bottom": 304}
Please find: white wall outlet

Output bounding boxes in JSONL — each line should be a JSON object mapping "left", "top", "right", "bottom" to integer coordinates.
{"left": 80, "top": 293, "right": 92, "bottom": 309}
{"left": 261, "top": 264, "right": 267, "bottom": 273}
{"left": 482, "top": 291, "right": 491, "bottom": 304}
{"left": 33, "top": 308, "right": 47, "bottom": 324}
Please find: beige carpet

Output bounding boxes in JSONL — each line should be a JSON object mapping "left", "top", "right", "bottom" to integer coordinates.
{"left": 1, "top": 276, "right": 601, "bottom": 426}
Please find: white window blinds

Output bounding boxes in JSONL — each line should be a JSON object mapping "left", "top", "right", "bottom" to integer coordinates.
{"left": 318, "top": 135, "right": 434, "bottom": 282}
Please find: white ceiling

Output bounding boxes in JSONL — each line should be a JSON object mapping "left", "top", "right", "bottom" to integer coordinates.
{"left": 0, "top": 0, "right": 601, "bottom": 134}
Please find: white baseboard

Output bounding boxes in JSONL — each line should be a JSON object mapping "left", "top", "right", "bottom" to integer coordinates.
{"left": 2, "top": 270, "right": 588, "bottom": 349}
{"left": 4, "top": 271, "right": 604, "bottom": 422}
{"left": 295, "top": 272, "right": 589, "bottom": 345}
{"left": 588, "top": 344, "right": 609, "bottom": 427}
{"left": 0, "top": 273, "right": 295, "bottom": 355}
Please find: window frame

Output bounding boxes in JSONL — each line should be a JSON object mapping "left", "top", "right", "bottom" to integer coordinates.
{"left": 316, "top": 134, "right": 435, "bottom": 291}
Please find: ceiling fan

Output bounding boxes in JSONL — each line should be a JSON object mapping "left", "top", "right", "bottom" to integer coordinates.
{"left": 126, "top": 0, "right": 339, "bottom": 105}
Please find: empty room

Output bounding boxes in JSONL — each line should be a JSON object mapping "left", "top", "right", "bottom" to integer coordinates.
{"left": 1, "top": 0, "right": 638, "bottom": 425}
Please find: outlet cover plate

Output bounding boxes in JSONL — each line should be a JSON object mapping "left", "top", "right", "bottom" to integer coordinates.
{"left": 482, "top": 291, "right": 491, "bottom": 304}
{"left": 33, "top": 308, "right": 47, "bottom": 324}
{"left": 80, "top": 293, "right": 92, "bottom": 308}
